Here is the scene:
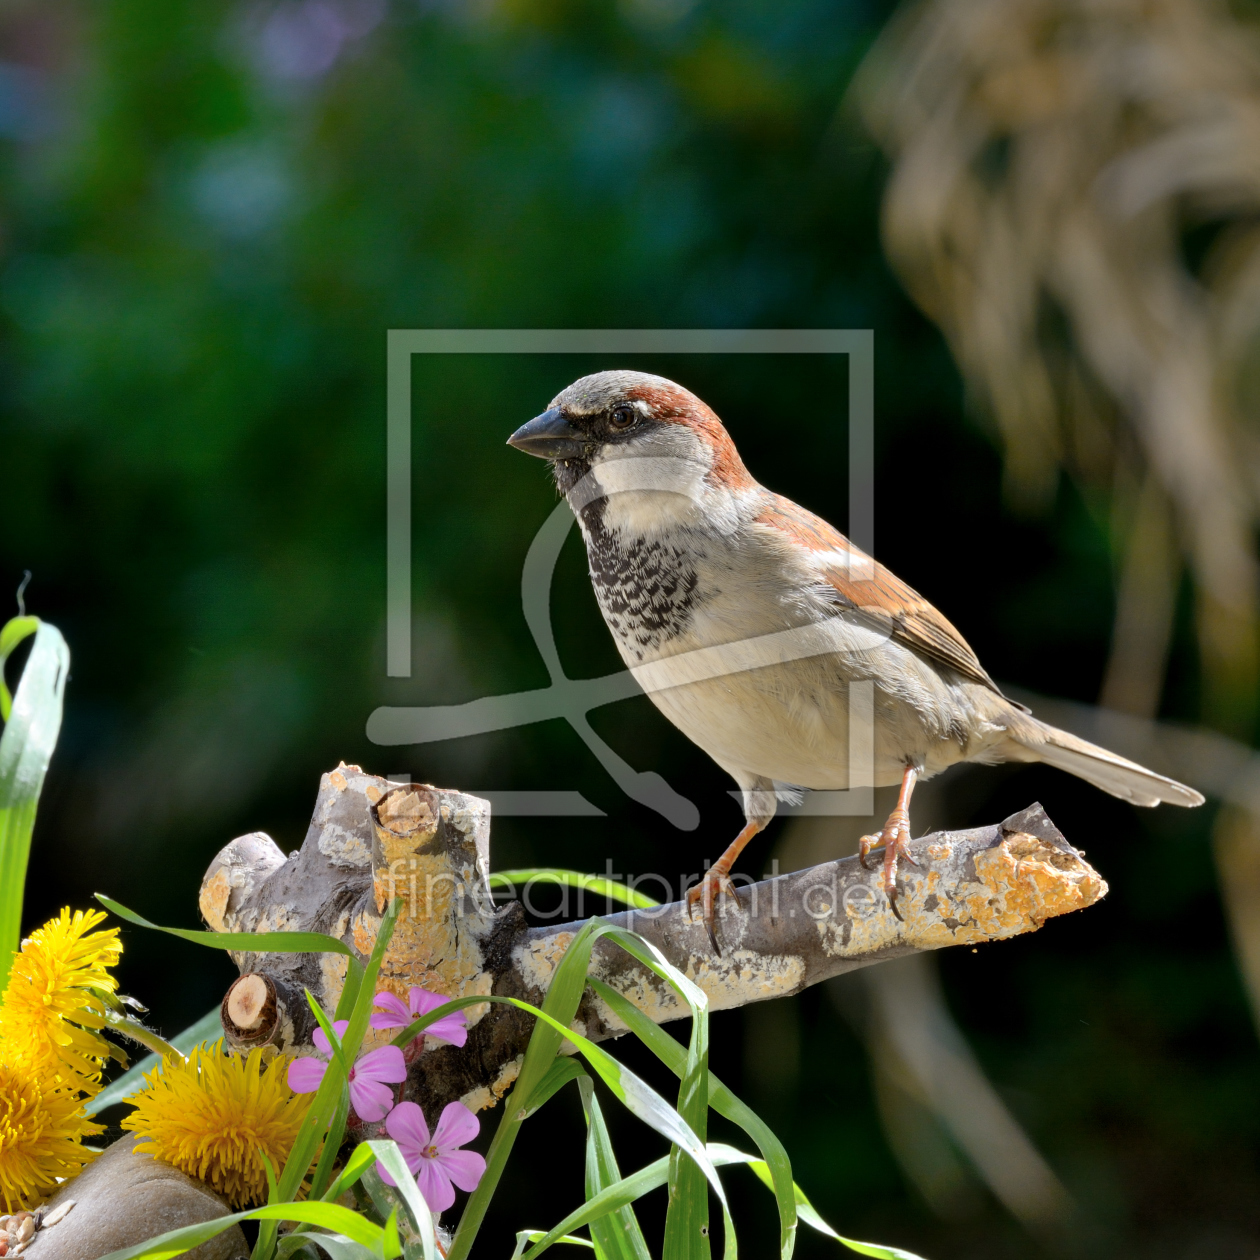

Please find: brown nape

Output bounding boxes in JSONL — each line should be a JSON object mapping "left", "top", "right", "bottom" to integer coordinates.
{"left": 629, "top": 382, "right": 757, "bottom": 491}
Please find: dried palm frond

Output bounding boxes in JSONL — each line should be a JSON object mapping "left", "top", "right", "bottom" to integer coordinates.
{"left": 855, "top": 0, "right": 1260, "bottom": 731}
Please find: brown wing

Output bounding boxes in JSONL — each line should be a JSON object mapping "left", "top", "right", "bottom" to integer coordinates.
{"left": 755, "top": 496, "right": 1005, "bottom": 695}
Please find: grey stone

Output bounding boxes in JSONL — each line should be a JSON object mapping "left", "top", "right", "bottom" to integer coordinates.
{"left": 25, "top": 1134, "right": 248, "bottom": 1260}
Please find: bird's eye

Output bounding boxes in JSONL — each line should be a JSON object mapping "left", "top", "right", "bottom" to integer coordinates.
{"left": 610, "top": 405, "right": 636, "bottom": 429}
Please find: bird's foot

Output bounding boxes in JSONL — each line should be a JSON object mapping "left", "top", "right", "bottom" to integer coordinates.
{"left": 857, "top": 806, "right": 919, "bottom": 922}
{"left": 686, "top": 863, "right": 741, "bottom": 955}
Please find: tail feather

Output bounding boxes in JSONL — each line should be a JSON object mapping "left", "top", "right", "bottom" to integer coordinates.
{"left": 1007, "top": 717, "right": 1204, "bottom": 808}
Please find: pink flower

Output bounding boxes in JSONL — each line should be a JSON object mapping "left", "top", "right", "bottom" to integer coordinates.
{"left": 377, "top": 1100, "right": 486, "bottom": 1213}
{"left": 286, "top": 1019, "right": 408, "bottom": 1122}
{"left": 370, "top": 987, "right": 468, "bottom": 1049}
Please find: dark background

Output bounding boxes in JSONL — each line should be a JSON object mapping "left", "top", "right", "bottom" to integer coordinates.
{"left": 0, "top": 2, "right": 1251, "bottom": 1257}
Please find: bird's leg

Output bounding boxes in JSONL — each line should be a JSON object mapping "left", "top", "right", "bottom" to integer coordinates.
{"left": 858, "top": 764, "right": 921, "bottom": 921}
{"left": 686, "top": 816, "right": 769, "bottom": 953}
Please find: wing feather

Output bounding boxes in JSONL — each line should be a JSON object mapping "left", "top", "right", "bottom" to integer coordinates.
{"left": 755, "top": 496, "right": 1004, "bottom": 695}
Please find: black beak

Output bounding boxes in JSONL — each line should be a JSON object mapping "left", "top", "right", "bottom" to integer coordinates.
{"left": 507, "top": 408, "right": 587, "bottom": 460}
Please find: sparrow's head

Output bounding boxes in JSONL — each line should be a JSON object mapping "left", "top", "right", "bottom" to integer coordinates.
{"left": 507, "top": 371, "right": 752, "bottom": 504}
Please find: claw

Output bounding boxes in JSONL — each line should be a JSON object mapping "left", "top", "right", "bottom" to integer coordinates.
{"left": 856, "top": 767, "right": 923, "bottom": 919}
{"left": 857, "top": 834, "right": 875, "bottom": 871}
{"left": 686, "top": 868, "right": 740, "bottom": 956}
{"left": 858, "top": 808, "right": 919, "bottom": 918}
{"left": 888, "top": 888, "right": 904, "bottom": 922}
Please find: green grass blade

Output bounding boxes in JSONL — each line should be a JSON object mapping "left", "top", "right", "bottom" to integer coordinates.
{"left": 591, "top": 980, "right": 797, "bottom": 1260}
{"left": 254, "top": 898, "right": 402, "bottom": 1260}
{"left": 335, "top": 955, "right": 368, "bottom": 1020}
{"left": 512, "top": 1233, "right": 597, "bottom": 1258}
{"left": 0, "top": 615, "right": 39, "bottom": 721}
{"left": 579, "top": 1076, "right": 652, "bottom": 1260}
{"left": 660, "top": 974, "right": 709, "bottom": 1259}
{"left": 501, "top": 997, "right": 735, "bottom": 1258}
{"left": 309, "top": 1083, "right": 351, "bottom": 1200}
{"left": 262, "top": 1151, "right": 280, "bottom": 1206}
{"left": 287, "top": 1235, "right": 378, "bottom": 1260}
{"left": 367, "top": 1140, "right": 438, "bottom": 1260}
{"left": 694, "top": 1146, "right": 929, "bottom": 1260}
{"left": 95, "top": 1201, "right": 399, "bottom": 1260}
{"left": 521, "top": 1155, "right": 673, "bottom": 1259}
{"left": 521, "top": 1147, "right": 761, "bottom": 1260}
{"left": 0, "top": 619, "right": 68, "bottom": 987}
{"left": 740, "top": 1161, "right": 930, "bottom": 1260}
{"left": 320, "top": 1141, "right": 378, "bottom": 1203}
{"left": 305, "top": 988, "right": 352, "bottom": 1075}
{"left": 87, "top": 1007, "right": 223, "bottom": 1115}
{"left": 578, "top": 927, "right": 715, "bottom": 1260}
{"left": 447, "top": 917, "right": 615, "bottom": 1260}
{"left": 521, "top": 1057, "right": 588, "bottom": 1119}
{"left": 595, "top": 928, "right": 707, "bottom": 1014}
{"left": 338, "top": 984, "right": 733, "bottom": 1255}
{"left": 95, "top": 894, "right": 355, "bottom": 957}
{"left": 489, "top": 870, "right": 662, "bottom": 910}
{"left": 450, "top": 917, "right": 739, "bottom": 1260}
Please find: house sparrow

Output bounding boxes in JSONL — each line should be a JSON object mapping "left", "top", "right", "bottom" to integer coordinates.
{"left": 507, "top": 371, "right": 1204, "bottom": 941}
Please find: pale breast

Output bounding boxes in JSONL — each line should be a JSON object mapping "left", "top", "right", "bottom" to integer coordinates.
{"left": 573, "top": 496, "right": 1007, "bottom": 789}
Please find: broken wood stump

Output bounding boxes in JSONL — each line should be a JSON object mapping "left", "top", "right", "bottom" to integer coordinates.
{"left": 199, "top": 764, "right": 1107, "bottom": 1121}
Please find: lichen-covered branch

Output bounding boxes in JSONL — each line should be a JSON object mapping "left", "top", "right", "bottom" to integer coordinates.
{"left": 199, "top": 766, "right": 1106, "bottom": 1122}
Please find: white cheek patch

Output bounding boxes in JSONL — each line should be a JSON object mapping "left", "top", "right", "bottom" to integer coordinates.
{"left": 592, "top": 455, "right": 708, "bottom": 536}
{"left": 589, "top": 453, "right": 706, "bottom": 499}
{"left": 568, "top": 426, "right": 715, "bottom": 537}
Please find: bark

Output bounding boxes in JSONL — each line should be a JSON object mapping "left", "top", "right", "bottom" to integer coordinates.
{"left": 199, "top": 765, "right": 1107, "bottom": 1120}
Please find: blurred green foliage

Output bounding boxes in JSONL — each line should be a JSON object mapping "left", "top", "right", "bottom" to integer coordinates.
{"left": 0, "top": 1, "right": 1254, "bottom": 1257}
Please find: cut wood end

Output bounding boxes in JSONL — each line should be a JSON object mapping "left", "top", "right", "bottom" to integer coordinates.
{"left": 904, "top": 830, "right": 1107, "bottom": 948}
{"left": 373, "top": 785, "right": 438, "bottom": 837}
{"left": 223, "top": 973, "right": 276, "bottom": 1037}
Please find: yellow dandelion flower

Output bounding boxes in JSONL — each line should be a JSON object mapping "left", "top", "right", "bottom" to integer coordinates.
{"left": 122, "top": 1044, "right": 313, "bottom": 1209}
{"left": 0, "top": 907, "right": 121, "bottom": 1092}
{"left": 0, "top": 1054, "right": 101, "bottom": 1213}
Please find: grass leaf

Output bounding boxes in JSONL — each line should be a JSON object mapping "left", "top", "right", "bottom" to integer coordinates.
{"left": 512, "top": 1233, "right": 597, "bottom": 1258}
{"left": 309, "top": 1082, "right": 352, "bottom": 1201}
{"left": 520, "top": 1146, "right": 764, "bottom": 1259}
{"left": 521, "top": 1057, "right": 587, "bottom": 1119}
{"left": 0, "top": 618, "right": 68, "bottom": 987}
{"left": 500, "top": 997, "right": 735, "bottom": 1258}
{"left": 591, "top": 979, "right": 797, "bottom": 1260}
{"left": 520, "top": 1154, "right": 674, "bottom": 1258}
{"left": 0, "top": 615, "right": 39, "bottom": 722}
{"left": 253, "top": 898, "right": 402, "bottom": 1260}
{"left": 579, "top": 1075, "right": 652, "bottom": 1260}
{"left": 287, "top": 1234, "right": 379, "bottom": 1260}
{"left": 711, "top": 1146, "right": 932, "bottom": 1260}
{"left": 95, "top": 1200, "right": 401, "bottom": 1260}
{"left": 450, "top": 918, "right": 738, "bottom": 1260}
{"left": 446, "top": 917, "right": 615, "bottom": 1260}
{"left": 489, "top": 869, "right": 661, "bottom": 910}
{"left": 95, "top": 894, "right": 355, "bottom": 958}
{"left": 367, "top": 1139, "right": 438, "bottom": 1260}
{"left": 321, "top": 1141, "right": 378, "bottom": 1203}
